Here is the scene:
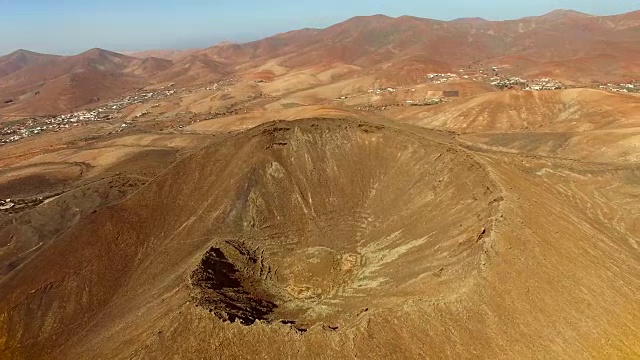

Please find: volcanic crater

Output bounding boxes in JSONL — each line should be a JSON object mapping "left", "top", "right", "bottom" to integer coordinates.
{"left": 0, "top": 119, "right": 505, "bottom": 360}
{"left": 187, "top": 118, "right": 502, "bottom": 329}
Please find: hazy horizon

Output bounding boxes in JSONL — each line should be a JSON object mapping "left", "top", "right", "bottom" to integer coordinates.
{"left": 1, "top": 0, "right": 638, "bottom": 57}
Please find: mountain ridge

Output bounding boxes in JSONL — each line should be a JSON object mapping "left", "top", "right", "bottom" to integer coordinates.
{"left": 1, "top": 9, "right": 638, "bottom": 116}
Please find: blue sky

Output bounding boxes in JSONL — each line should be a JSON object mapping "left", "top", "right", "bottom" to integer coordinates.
{"left": 1, "top": 0, "right": 637, "bottom": 56}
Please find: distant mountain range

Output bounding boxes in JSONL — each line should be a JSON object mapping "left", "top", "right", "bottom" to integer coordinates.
{"left": 1, "top": 9, "right": 638, "bottom": 117}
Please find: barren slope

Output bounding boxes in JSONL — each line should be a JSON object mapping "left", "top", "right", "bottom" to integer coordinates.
{"left": 0, "top": 118, "right": 500, "bottom": 357}
{"left": 194, "top": 10, "right": 640, "bottom": 84}
{"left": 0, "top": 8, "right": 639, "bottom": 360}
{"left": 0, "top": 49, "right": 169, "bottom": 117}
{"left": 2, "top": 10, "right": 639, "bottom": 117}
{"left": 386, "top": 89, "right": 640, "bottom": 162}
{"left": 0, "top": 50, "right": 60, "bottom": 79}
{"left": 1, "top": 118, "right": 639, "bottom": 359}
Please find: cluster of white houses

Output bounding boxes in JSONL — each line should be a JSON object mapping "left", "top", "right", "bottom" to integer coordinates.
{"left": 0, "top": 86, "right": 181, "bottom": 145}
{"left": 426, "top": 73, "right": 460, "bottom": 84}
{"left": 599, "top": 82, "right": 639, "bottom": 93}
{"left": 489, "top": 76, "right": 565, "bottom": 91}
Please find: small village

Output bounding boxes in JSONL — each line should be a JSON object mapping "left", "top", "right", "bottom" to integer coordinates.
{"left": 0, "top": 78, "right": 245, "bottom": 146}
{"left": 366, "top": 87, "right": 397, "bottom": 95}
{"left": 426, "top": 73, "right": 461, "bottom": 83}
{"left": 598, "top": 81, "right": 639, "bottom": 93}
{"left": 489, "top": 76, "right": 565, "bottom": 90}
{"left": 0, "top": 84, "right": 192, "bottom": 145}
{"left": 0, "top": 109, "right": 107, "bottom": 145}
{"left": 2, "top": 70, "right": 635, "bottom": 147}
{"left": 489, "top": 76, "right": 527, "bottom": 89}
{"left": 424, "top": 68, "right": 568, "bottom": 91}
{"left": 405, "top": 97, "right": 448, "bottom": 106}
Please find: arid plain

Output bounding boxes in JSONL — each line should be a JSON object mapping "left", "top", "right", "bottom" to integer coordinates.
{"left": 0, "top": 9, "right": 639, "bottom": 359}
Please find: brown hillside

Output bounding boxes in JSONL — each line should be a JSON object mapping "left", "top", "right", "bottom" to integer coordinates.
{"left": 0, "top": 8, "right": 639, "bottom": 360}
{"left": 2, "top": 10, "right": 639, "bottom": 116}
{"left": 193, "top": 10, "right": 640, "bottom": 83}
{"left": 386, "top": 88, "right": 640, "bottom": 162}
{"left": 1, "top": 118, "right": 639, "bottom": 359}
{"left": 152, "top": 53, "right": 230, "bottom": 85}
{"left": 0, "top": 49, "right": 167, "bottom": 116}
{"left": 388, "top": 88, "right": 640, "bottom": 133}
{"left": 122, "top": 49, "right": 199, "bottom": 61}
{"left": 0, "top": 50, "right": 60, "bottom": 79}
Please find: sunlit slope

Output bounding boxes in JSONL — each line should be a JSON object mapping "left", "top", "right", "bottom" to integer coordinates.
{"left": 387, "top": 89, "right": 640, "bottom": 162}
{"left": 0, "top": 118, "right": 638, "bottom": 358}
